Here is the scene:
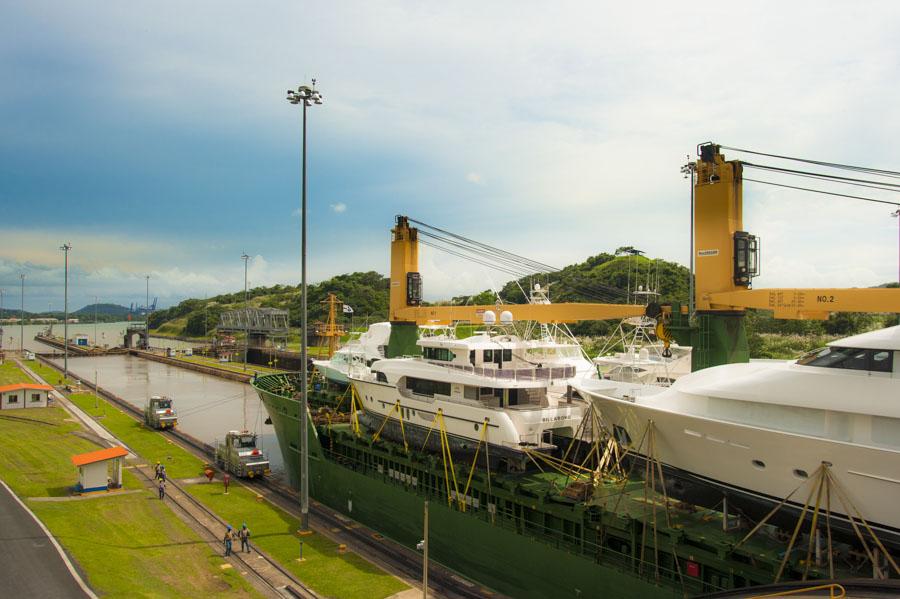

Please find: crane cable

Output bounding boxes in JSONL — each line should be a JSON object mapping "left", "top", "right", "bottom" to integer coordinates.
{"left": 720, "top": 145, "right": 900, "bottom": 179}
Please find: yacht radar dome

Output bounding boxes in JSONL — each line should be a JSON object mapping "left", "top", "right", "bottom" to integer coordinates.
{"left": 482, "top": 310, "right": 496, "bottom": 325}
{"left": 500, "top": 310, "right": 514, "bottom": 325}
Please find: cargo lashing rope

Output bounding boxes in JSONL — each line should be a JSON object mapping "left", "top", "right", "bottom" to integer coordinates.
{"left": 371, "top": 400, "right": 408, "bottom": 454}
{"left": 733, "top": 461, "right": 900, "bottom": 583}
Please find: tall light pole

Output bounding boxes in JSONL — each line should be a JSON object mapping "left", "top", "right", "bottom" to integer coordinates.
{"left": 145, "top": 274, "right": 151, "bottom": 349}
{"left": 20, "top": 274, "right": 25, "bottom": 353}
{"left": 94, "top": 295, "right": 98, "bottom": 347}
{"left": 60, "top": 243, "right": 72, "bottom": 378}
{"left": 0, "top": 289, "right": 4, "bottom": 351}
{"left": 287, "top": 79, "right": 323, "bottom": 532}
{"left": 893, "top": 209, "right": 900, "bottom": 286}
{"left": 242, "top": 253, "right": 250, "bottom": 371}
{"left": 681, "top": 158, "right": 697, "bottom": 317}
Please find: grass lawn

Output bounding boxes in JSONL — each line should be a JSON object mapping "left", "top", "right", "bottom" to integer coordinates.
{"left": 0, "top": 405, "right": 260, "bottom": 598}
{"left": 28, "top": 360, "right": 72, "bottom": 386}
{"left": 68, "top": 393, "right": 208, "bottom": 480}
{"left": 0, "top": 360, "right": 32, "bottom": 385}
{"left": 64, "top": 386, "right": 408, "bottom": 599}
{"left": 188, "top": 484, "right": 408, "bottom": 599}
{"left": 0, "top": 406, "right": 112, "bottom": 497}
{"left": 32, "top": 495, "right": 259, "bottom": 598}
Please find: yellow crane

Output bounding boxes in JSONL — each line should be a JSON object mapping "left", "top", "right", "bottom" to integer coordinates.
{"left": 385, "top": 143, "right": 899, "bottom": 366}
{"left": 314, "top": 293, "right": 345, "bottom": 358}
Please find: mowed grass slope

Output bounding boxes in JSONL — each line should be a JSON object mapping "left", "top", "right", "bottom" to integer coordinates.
{"left": 0, "top": 360, "right": 34, "bottom": 385}
{"left": 0, "top": 405, "right": 259, "bottom": 598}
{"left": 189, "top": 484, "right": 408, "bottom": 599}
{"left": 68, "top": 392, "right": 207, "bottom": 479}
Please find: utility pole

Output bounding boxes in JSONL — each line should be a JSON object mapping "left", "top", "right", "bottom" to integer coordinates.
{"left": 287, "top": 80, "right": 323, "bottom": 531}
{"left": 145, "top": 275, "right": 150, "bottom": 349}
{"left": 94, "top": 295, "right": 98, "bottom": 347}
{"left": 20, "top": 274, "right": 25, "bottom": 353}
{"left": 0, "top": 289, "right": 4, "bottom": 352}
{"left": 893, "top": 209, "right": 900, "bottom": 286}
{"left": 422, "top": 501, "right": 429, "bottom": 599}
{"left": 681, "top": 158, "right": 697, "bottom": 317}
{"left": 242, "top": 253, "right": 250, "bottom": 371}
{"left": 60, "top": 243, "right": 72, "bottom": 378}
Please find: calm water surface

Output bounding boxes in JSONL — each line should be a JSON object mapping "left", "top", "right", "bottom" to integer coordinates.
{"left": 45, "top": 352, "right": 284, "bottom": 474}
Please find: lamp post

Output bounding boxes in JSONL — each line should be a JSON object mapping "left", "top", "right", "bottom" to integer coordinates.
{"left": 20, "top": 274, "right": 25, "bottom": 353}
{"left": 287, "top": 80, "right": 323, "bottom": 532}
{"left": 893, "top": 209, "right": 900, "bottom": 286}
{"left": 242, "top": 253, "right": 250, "bottom": 371}
{"left": 680, "top": 158, "right": 696, "bottom": 317}
{"left": 60, "top": 243, "right": 72, "bottom": 378}
{"left": 0, "top": 289, "right": 4, "bottom": 352}
{"left": 94, "top": 295, "right": 98, "bottom": 347}
{"left": 145, "top": 275, "right": 151, "bottom": 349}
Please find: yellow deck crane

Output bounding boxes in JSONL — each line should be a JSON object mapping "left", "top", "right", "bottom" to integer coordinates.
{"left": 385, "top": 143, "right": 899, "bottom": 367}
{"left": 674, "top": 143, "right": 900, "bottom": 368}
{"left": 385, "top": 216, "right": 649, "bottom": 356}
{"left": 314, "top": 293, "right": 345, "bottom": 358}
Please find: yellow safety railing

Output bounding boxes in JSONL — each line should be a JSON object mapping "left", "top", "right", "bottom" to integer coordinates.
{"left": 749, "top": 582, "right": 846, "bottom": 599}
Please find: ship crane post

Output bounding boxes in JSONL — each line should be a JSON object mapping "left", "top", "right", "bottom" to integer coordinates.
{"left": 673, "top": 143, "right": 900, "bottom": 369}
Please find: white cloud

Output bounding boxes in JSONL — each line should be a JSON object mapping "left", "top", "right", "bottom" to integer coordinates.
{"left": 465, "top": 172, "right": 483, "bottom": 185}
{"left": 330, "top": 202, "right": 347, "bottom": 214}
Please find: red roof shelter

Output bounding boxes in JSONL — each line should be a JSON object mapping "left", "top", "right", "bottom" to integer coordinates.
{"left": 71, "top": 446, "right": 128, "bottom": 493}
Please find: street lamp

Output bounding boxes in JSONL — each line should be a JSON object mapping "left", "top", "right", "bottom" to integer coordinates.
{"left": 60, "top": 243, "right": 72, "bottom": 378}
{"left": 680, "top": 157, "right": 696, "bottom": 317}
{"left": 893, "top": 209, "right": 900, "bottom": 286}
{"left": 20, "top": 274, "right": 25, "bottom": 353}
{"left": 286, "top": 79, "right": 323, "bottom": 532}
{"left": 242, "top": 253, "right": 250, "bottom": 371}
{"left": 145, "top": 275, "right": 151, "bottom": 349}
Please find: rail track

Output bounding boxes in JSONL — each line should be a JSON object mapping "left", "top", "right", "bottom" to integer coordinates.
{"left": 37, "top": 355, "right": 493, "bottom": 599}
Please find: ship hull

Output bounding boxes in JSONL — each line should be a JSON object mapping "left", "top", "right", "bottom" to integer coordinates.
{"left": 255, "top": 384, "right": 674, "bottom": 599}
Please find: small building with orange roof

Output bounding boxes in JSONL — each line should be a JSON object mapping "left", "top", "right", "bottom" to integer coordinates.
{"left": 0, "top": 383, "right": 53, "bottom": 410}
{"left": 71, "top": 446, "right": 128, "bottom": 493}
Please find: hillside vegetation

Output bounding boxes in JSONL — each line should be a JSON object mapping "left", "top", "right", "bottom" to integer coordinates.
{"left": 148, "top": 257, "right": 897, "bottom": 359}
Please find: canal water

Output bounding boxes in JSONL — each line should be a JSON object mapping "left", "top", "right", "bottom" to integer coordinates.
{"left": 5, "top": 322, "right": 201, "bottom": 353}
{"left": 44, "top": 352, "right": 285, "bottom": 475}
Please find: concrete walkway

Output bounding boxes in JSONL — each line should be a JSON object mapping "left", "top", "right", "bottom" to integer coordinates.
{"left": 0, "top": 480, "right": 95, "bottom": 598}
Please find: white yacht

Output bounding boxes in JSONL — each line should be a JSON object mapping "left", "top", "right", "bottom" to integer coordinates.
{"left": 592, "top": 316, "right": 692, "bottom": 385}
{"left": 573, "top": 325, "right": 900, "bottom": 543}
{"left": 351, "top": 311, "right": 586, "bottom": 470}
{"left": 312, "top": 322, "right": 390, "bottom": 385}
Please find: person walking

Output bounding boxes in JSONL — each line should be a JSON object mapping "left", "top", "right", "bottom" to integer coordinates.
{"left": 159, "top": 465, "right": 167, "bottom": 483}
{"left": 223, "top": 525, "right": 234, "bottom": 557}
{"left": 158, "top": 480, "right": 165, "bottom": 500}
{"left": 238, "top": 523, "right": 251, "bottom": 553}
{"left": 154, "top": 462, "right": 162, "bottom": 480}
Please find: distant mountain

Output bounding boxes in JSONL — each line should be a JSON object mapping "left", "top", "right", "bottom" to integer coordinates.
{"left": 74, "top": 303, "right": 133, "bottom": 317}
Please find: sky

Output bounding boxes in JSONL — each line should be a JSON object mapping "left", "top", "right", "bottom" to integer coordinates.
{"left": 1, "top": 1, "right": 899, "bottom": 312}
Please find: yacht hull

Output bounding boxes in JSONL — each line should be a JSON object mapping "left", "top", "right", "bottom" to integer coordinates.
{"left": 312, "top": 361, "right": 349, "bottom": 385}
{"left": 584, "top": 392, "right": 900, "bottom": 548}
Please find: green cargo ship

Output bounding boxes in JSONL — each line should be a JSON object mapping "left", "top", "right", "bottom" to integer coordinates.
{"left": 253, "top": 373, "right": 844, "bottom": 599}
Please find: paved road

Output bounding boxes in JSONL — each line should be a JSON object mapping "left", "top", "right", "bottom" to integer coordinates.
{"left": 0, "top": 481, "right": 91, "bottom": 598}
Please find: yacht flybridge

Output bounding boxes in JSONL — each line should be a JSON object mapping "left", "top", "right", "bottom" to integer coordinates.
{"left": 312, "top": 322, "right": 390, "bottom": 385}
{"left": 351, "top": 311, "right": 587, "bottom": 469}
{"left": 572, "top": 325, "right": 900, "bottom": 543}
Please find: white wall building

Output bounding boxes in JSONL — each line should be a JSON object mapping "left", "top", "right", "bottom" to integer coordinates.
{"left": 0, "top": 383, "right": 52, "bottom": 410}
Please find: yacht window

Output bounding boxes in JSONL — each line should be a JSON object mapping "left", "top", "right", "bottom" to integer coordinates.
{"left": 464, "top": 386, "right": 477, "bottom": 400}
{"left": 483, "top": 350, "right": 493, "bottom": 363}
{"left": 423, "top": 347, "right": 455, "bottom": 361}
{"left": 871, "top": 351, "right": 893, "bottom": 373}
{"left": 502, "top": 349, "right": 512, "bottom": 362}
{"left": 375, "top": 371, "right": 388, "bottom": 383}
{"left": 798, "top": 346, "right": 894, "bottom": 372}
{"left": 469, "top": 350, "right": 476, "bottom": 366}
{"left": 406, "top": 377, "right": 451, "bottom": 397}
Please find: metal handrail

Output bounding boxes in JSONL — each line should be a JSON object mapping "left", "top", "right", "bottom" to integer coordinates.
{"left": 428, "top": 361, "right": 576, "bottom": 382}
{"left": 749, "top": 583, "right": 846, "bottom": 599}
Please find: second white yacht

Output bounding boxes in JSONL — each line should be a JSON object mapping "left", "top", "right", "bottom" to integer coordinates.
{"left": 351, "top": 311, "right": 587, "bottom": 470}
{"left": 573, "top": 325, "right": 900, "bottom": 545}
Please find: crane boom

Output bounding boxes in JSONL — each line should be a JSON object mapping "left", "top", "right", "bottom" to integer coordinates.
{"left": 392, "top": 302, "right": 646, "bottom": 326}
{"left": 706, "top": 288, "right": 900, "bottom": 320}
